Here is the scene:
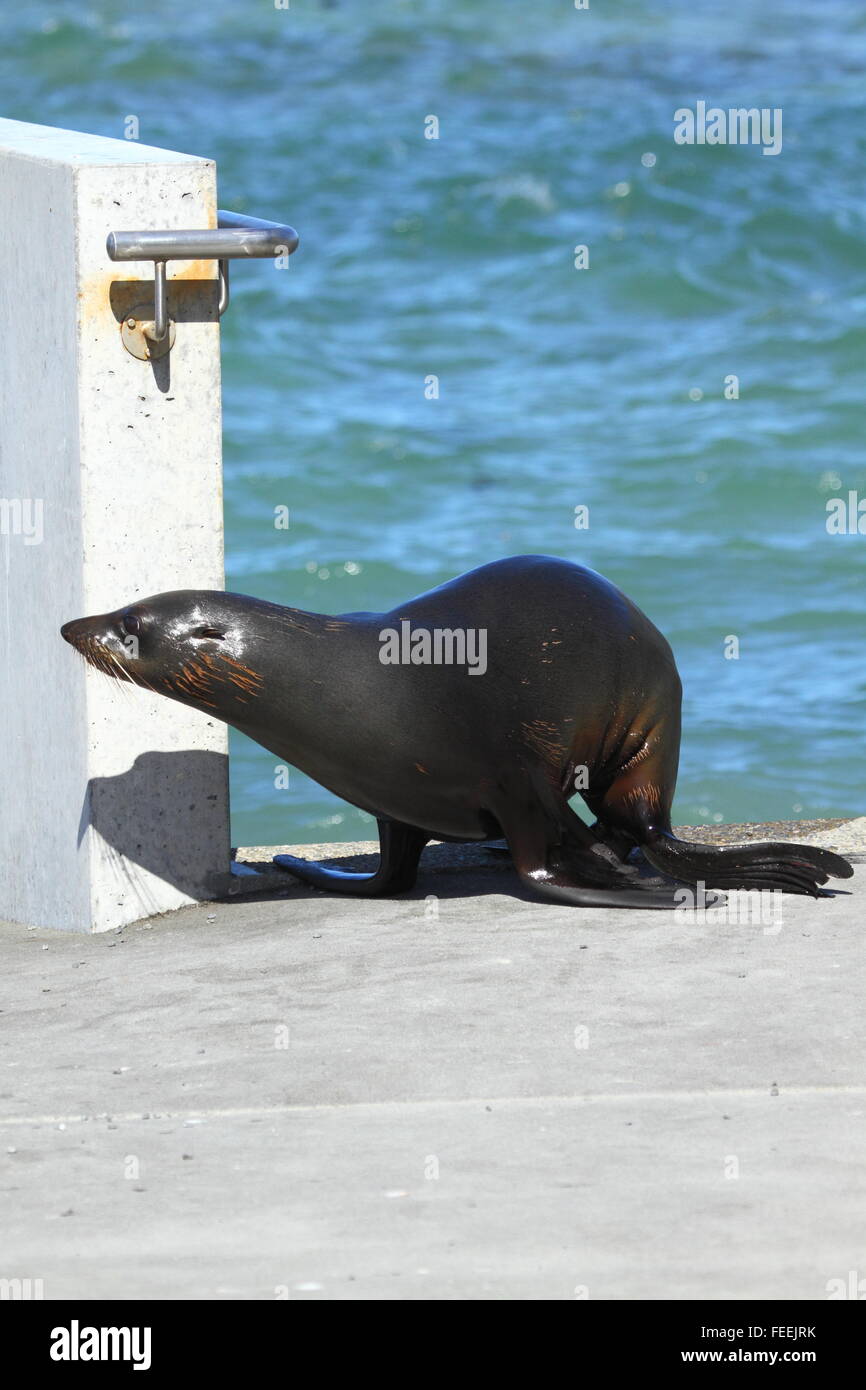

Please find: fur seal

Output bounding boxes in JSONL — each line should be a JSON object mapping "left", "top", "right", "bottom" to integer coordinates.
{"left": 60, "top": 555, "right": 852, "bottom": 909}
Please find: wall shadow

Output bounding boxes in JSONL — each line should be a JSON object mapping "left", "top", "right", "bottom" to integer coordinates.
{"left": 81, "top": 749, "right": 230, "bottom": 901}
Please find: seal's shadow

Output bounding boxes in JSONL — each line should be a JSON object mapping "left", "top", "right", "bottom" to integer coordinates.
{"left": 80, "top": 749, "right": 230, "bottom": 900}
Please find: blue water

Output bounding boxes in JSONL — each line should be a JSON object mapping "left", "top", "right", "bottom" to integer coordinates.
{"left": 3, "top": 0, "right": 864, "bottom": 843}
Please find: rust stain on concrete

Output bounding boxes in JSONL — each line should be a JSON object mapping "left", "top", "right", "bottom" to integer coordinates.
{"left": 78, "top": 259, "right": 220, "bottom": 329}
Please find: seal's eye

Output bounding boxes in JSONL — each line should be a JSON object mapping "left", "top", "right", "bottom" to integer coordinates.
{"left": 122, "top": 613, "right": 141, "bottom": 636}
{"left": 194, "top": 626, "right": 225, "bottom": 640}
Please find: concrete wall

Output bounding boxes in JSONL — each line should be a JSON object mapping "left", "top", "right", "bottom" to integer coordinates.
{"left": 0, "top": 118, "right": 230, "bottom": 932}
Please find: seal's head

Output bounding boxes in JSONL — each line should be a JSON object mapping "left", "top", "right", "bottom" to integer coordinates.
{"left": 61, "top": 591, "right": 266, "bottom": 714}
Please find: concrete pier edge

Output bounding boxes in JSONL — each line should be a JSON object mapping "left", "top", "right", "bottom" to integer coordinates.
{"left": 2, "top": 816, "right": 864, "bottom": 1299}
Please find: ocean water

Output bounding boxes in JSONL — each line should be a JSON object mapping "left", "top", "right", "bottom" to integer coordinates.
{"left": 2, "top": 0, "right": 864, "bottom": 846}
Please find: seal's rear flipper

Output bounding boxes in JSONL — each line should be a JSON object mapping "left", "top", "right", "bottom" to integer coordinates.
{"left": 518, "top": 870, "right": 725, "bottom": 912}
{"left": 497, "top": 785, "right": 726, "bottom": 911}
{"left": 640, "top": 832, "right": 853, "bottom": 897}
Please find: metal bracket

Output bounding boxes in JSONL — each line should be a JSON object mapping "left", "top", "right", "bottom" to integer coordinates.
{"left": 106, "top": 210, "right": 299, "bottom": 357}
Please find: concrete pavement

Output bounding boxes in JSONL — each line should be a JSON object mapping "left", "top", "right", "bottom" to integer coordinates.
{"left": 1, "top": 844, "right": 864, "bottom": 1300}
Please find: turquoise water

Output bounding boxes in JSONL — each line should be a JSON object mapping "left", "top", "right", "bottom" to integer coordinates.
{"left": 3, "top": 0, "right": 864, "bottom": 844}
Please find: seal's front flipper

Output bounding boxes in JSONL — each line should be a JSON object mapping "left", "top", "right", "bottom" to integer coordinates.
{"left": 641, "top": 832, "right": 853, "bottom": 897}
{"left": 273, "top": 819, "right": 428, "bottom": 897}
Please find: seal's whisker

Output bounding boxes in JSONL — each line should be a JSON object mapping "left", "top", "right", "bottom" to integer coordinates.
{"left": 130, "top": 664, "right": 159, "bottom": 695}
{"left": 179, "top": 663, "right": 215, "bottom": 696}
{"left": 163, "top": 673, "right": 219, "bottom": 709}
{"left": 222, "top": 655, "right": 264, "bottom": 686}
{"left": 106, "top": 651, "right": 139, "bottom": 691}
{"left": 225, "top": 673, "right": 259, "bottom": 694}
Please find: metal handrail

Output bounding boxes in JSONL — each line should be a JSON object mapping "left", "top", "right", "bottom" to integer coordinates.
{"left": 106, "top": 210, "right": 299, "bottom": 343}
{"left": 106, "top": 210, "right": 299, "bottom": 263}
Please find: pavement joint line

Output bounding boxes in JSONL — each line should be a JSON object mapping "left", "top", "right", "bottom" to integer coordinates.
{"left": 3, "top": 1083, "right": 866, "bottom": 1128}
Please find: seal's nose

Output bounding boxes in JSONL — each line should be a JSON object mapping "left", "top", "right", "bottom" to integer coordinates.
{"left": 60, "top": 619, "right": 79, "bottom": 643}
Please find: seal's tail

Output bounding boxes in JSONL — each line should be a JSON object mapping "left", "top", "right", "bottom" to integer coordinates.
{"left": 640, "top": 831, "right": 853, "bottom": 897}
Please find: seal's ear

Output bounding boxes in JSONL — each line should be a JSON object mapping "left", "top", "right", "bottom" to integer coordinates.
{"left": 193, "top": 625, "right": 226, "bottom": 640}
